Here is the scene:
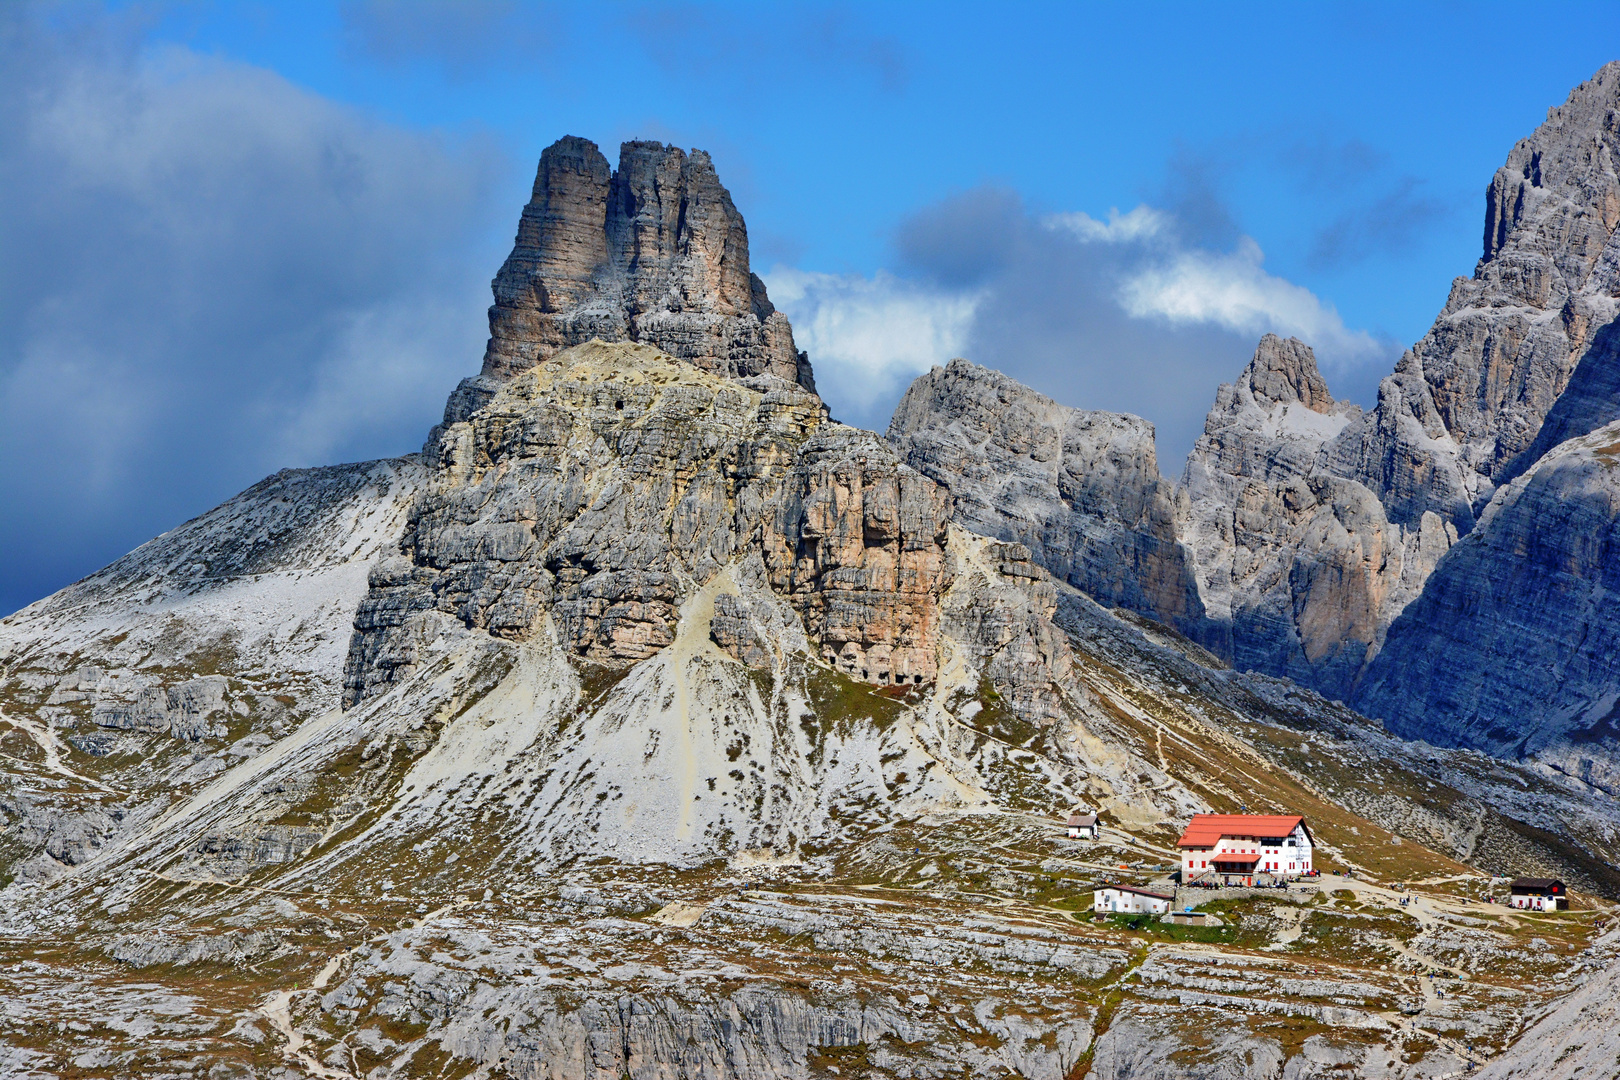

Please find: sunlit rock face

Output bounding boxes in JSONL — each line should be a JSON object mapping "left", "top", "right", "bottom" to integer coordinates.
{"left": 10, "top": 103, "right": 1620, "bottom": 1080}
{"left": 477, "top": 136, "right": 812, "bottom": 391}
{"left": 1179, "top": 335, "right": 1453, "bottom": 700}
{"left": 343, "top": 340, "right": 949, "bottom": 706}
{"left": 1323, "top": 61, "right": 1620, "bottom": 530}
{"left": 1177, "top": 64, "right": 1620, "bottom": 711}
{"left": 886, "top": 358, "right": 1209, "bottom": 648}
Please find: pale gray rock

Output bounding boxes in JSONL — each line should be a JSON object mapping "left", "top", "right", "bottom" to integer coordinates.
{"left": 184, "top": 825, "right": 324, "bottom": 877}
{"left": 345, "top": 340, "right": 948, "bottom": 706}
{"left": 478, "top": 136, "right": 812, "bottom": 391}
{"left": 1178, "top": 61, "right": 1620, "bottom": 746}
{"left": 0, "top": 456, "right": 422, "bottom": 892}
{"left": 1475, "top": 927, "right": 1620, "bottom": 1080}
{"left": 92, "top": 675, "right": 228, "bottom": 741}
{"left": 1181, "top": 335, "right": 1453, "bottom": 699}
{"left": 887, "top": 359, "right": 1208, "bottom": 645}
{"left": 1502, "top": 314, "right": 1620, "bottom": 479}
{"left": 45, "top": 665, "right": 108, "bottom": 705}
{"left": 1322, "top": 60, "right": 1620, "bottom": 525}
{"left": 0, "top": 457, "right": 425, "bottom": 718}
{"left": 108, "top": 930, "right": 283, "bottom": 969}
{"left": 940, "top": 532, "right": 1081, "bottom": 727}
{"left": 4, "top": 114, "right": 1620, "bottom": 1080}
{"left": 1355, "top": 420, "right": 1620, "bottom": 795}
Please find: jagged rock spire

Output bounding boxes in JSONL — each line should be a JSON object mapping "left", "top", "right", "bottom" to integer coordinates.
{"left": 480, "top": 136, "right": 814, "bottom": 391}
{"left": 1329, "top": 60, "right": 1620, "bottom": 529}
{"left": 886, "top": 358, "right": 1210, "bottom": 646}
{"left": 1240, "top": 334, "right": 1334, "bottom": 413}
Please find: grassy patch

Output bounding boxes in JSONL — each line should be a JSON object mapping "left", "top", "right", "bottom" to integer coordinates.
{"left": 805, "top": 666, "right": 908, "bottom": 734}
{"left": 1247, "top": 1013, "right": 1383, "bottom": 1058}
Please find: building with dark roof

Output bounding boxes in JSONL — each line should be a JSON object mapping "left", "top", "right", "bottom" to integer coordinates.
{"left": 1508, "top": 878, "right": 1568, "bottom": 911}
{"left": 1066, "top": 812, "right": 1098, "bottom": 840}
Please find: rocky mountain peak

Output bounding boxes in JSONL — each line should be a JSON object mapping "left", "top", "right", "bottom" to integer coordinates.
{"left": 886, "top": 358, "right": 1210, "bottom": 646}
{"left": 9, "top": 92, "right": 1620, "bottom": 1080}
{"left": 479, "top": 136, "right": 813, "bottom": 391}
{"left": 1241, "top": 334, "right": 1334, "bottom": 414}
{"left": 1174, "top": 63, "right": 1620, "bottom": 784}
{"left": 1320, "top": 61, "right": 1620, "bottom": 532}
{"left": 348, "top": 338, "right": 948, "bottom": 709}
{"left": 1482, "top": 59, "right": 1620, "bottom": 269}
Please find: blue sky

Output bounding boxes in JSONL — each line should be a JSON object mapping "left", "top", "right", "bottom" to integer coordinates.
{"left": 4, "top": 0, "right": 1620, "bottom": 615}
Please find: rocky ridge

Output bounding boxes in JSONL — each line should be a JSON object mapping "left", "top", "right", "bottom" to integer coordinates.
{"left": 1156, "top": 65, "right": 1620, "bottom": 792}
{"left": 887, "top": 358, "right": 1209, "bottom": 648}
{"left": 1357, "top": 419, "right": 1620, "bottom": 794}
{"left": 1179, "top": 335, "right": 1456, "bottom": 700}
{"left": 1326, "top": 60, "right": 1620, "bottom": 528}
{"left": 2, "top": 122, "right": 1620, "bottom": 1080}
{"left": 4, "top": 331, "right": 1615, "bottom": 1072}
{"left": 344, "top": 339, "right": 949, "bottom": 708}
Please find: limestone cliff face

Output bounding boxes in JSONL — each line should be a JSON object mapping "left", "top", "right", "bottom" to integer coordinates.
{"left": 1322, "top": 61, "right": 1620, "bottom": 528}
{"left": 1181, "top": 63, "right": 1620, "bottom": 706}
{"left": 886, "top": 359, "right": 1208, "bottom": 645}
{"left": 1181, "top": 336, "right": 1456, "bottom": 699}
{"left": 344, "top": 341, "right": 945, "bottom": 706}
{"left": 477, "top": 137, "right": 812, "bottom": 391}
{"left": 1354, "top": 421, "right": 1620, "bottom": 794}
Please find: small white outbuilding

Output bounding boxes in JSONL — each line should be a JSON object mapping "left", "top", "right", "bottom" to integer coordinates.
{"left": 1093, "top": 885, "right": 1173, "bottom": 915}
{"left": 1067, "top": 812, "right": 1099, "bottom": 840}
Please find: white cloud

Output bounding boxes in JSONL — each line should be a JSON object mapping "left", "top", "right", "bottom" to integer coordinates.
{"left": 764, "top": 267, "right": 980, "bottom": 425}
{"left": 1044, "top": 202, "right": 1385, "bottom": 371}
{"left": 1117, "top": 237, "right": 1384, "bottom": 368}
{"left": 1044, "top": 204, "right": 1168, "bottom": 244}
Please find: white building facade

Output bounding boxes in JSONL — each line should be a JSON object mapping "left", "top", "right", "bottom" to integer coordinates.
{"left": 1177, "top": 814, "right": 1314, "bottom": 882}
{"left": 1508, "top": 878, "right": 1568, "bottom": 911}
{"left": 1067, "top": 813, "right": 1098, "bottom": 840}
{"left": 1093, "top": 886, "right": 1173, "bottom": 915}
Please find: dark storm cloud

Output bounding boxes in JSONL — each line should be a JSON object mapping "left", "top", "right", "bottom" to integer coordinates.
{"left": 893, "top": 187, "right": 1023, "bottom": 287}
{"left": 0, "top": 8, "right": 506, "bottom": 615}
{"left": 1308, "top": 176, "right": 1451, "bottom": 269}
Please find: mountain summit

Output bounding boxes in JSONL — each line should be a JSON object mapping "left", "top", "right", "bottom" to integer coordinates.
{"left": 479, "top": 137, "right": 813, "bottom": 391}
{"left": 4, "top": 98, "right": 1620, "bottom": 1079}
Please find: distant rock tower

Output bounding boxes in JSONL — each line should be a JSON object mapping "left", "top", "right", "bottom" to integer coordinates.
{"left": 479, "top": 136, "right": 814, "bottom": 392}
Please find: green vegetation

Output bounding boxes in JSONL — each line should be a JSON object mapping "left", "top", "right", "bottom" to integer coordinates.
{"left": 804, "top": 665, "right": 908, "bottom": 734}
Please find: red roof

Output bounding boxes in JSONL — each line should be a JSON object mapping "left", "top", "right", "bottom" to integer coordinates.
{"left": 1176, "top": 814, "right": 1308, "bottom": 848}
{"left": 1212, "top": 853, "right": 1260, "bottom": 866}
